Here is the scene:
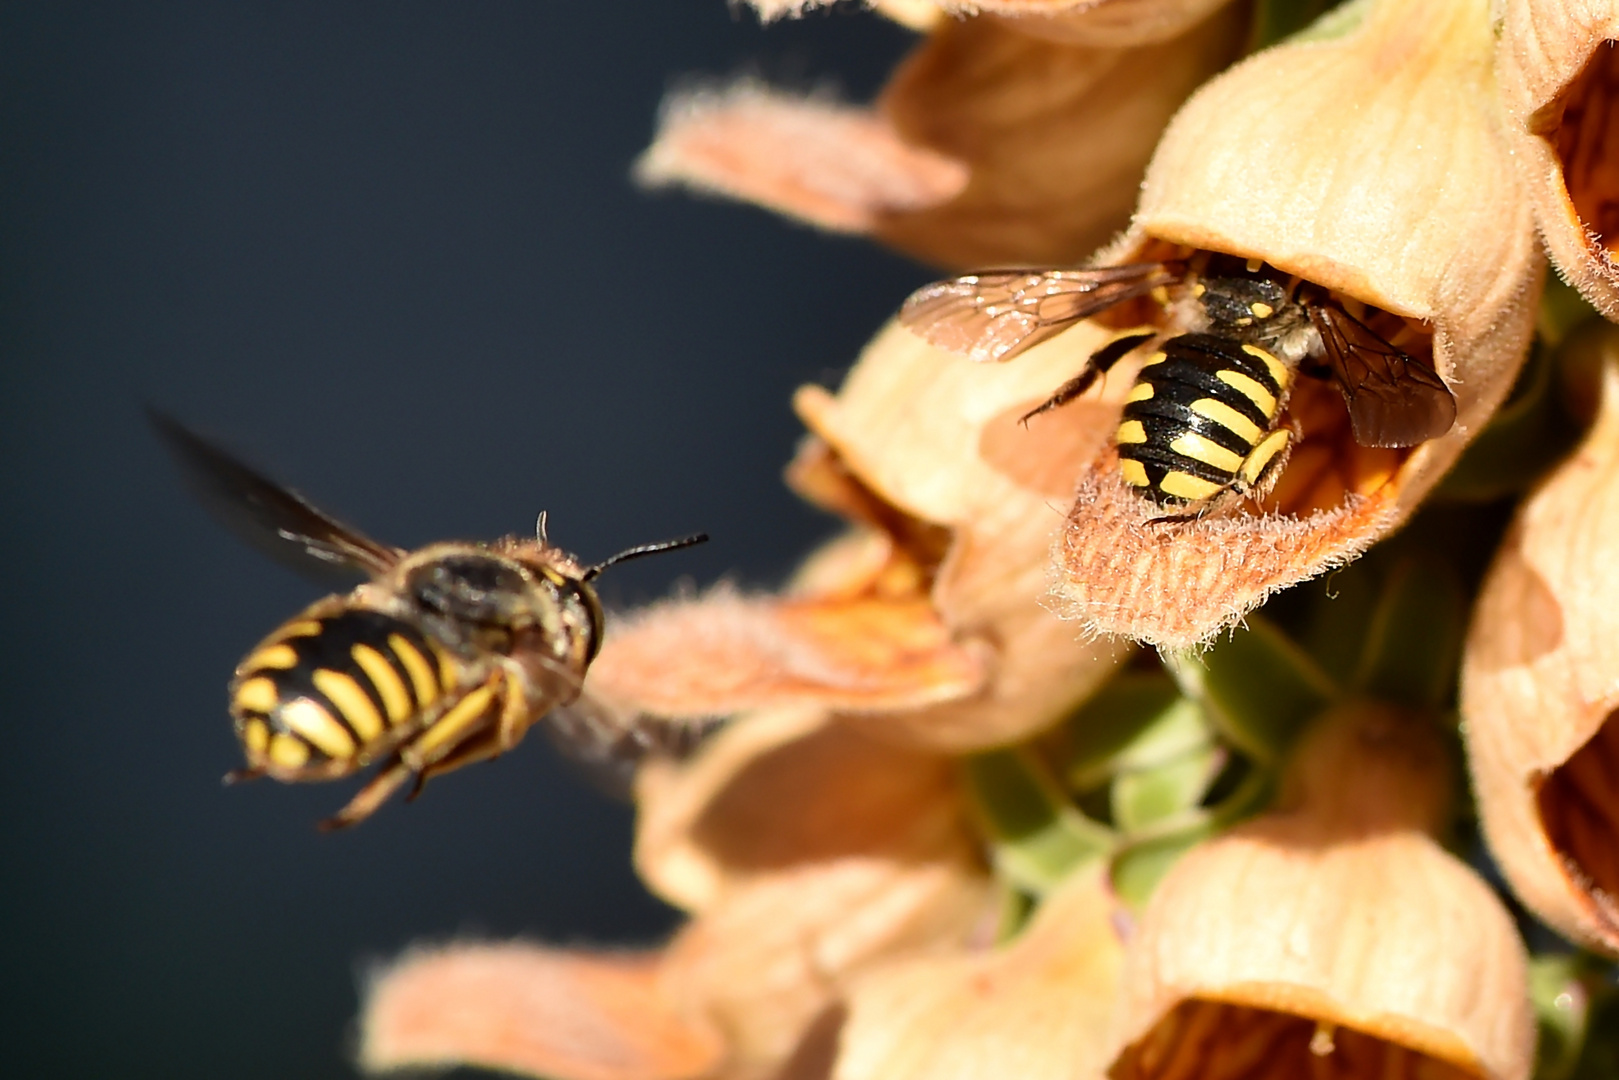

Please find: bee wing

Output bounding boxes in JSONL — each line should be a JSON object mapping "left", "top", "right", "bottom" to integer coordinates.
{"left": 1307, "top": 306, "right": 1458, "bottom": 448}
{"left": 149, "top": 410, "right": 404, "bottom": 582}
{"left": 537, "top": 665, "right": 717, "bottom": 798}
{"left": 899, "top": 262, "right": 1179, "bottom": 365}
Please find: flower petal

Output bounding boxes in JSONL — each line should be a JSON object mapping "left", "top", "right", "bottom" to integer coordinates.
{"left": 1498, "top": 0, "right": 1619, "bottom": 318}
{"left": 634, "top": 707, "right": 980, "bottom": 912}
{"left": 1132, "top": 0, "right": 1536, "bottom": 411}
{"left": 832, "top": 866, "right": 1125, "bottom": 1080}
{"left": 589, "top": 586, "right": 990, "bottom": 721}
{"left": 635, "top": 80, "right": 968, "bottom": 234}
{"left": 940, "top": 0, "right": 1236, "bottom": 47}
{"left": 660, "top": 854, "right": 992, "bottom": 1073}
{"left": 358, "top": 944, "right": 723, "bottom": 1080}
{"left": 1463, "top": 326, "right": 1619, "bottom": 956}
{"left": 871, "top": 8, "right": 1247, "bottom": 266}
{"left": 1111, "top": 706, "right": 1535, "bottom": 1080}
{"left": 797, "top": 320, "right": 1133, "bottom": 746}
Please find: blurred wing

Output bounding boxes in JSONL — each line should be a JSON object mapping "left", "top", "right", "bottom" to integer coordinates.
{"left": 1308, "top": 306, "right": 1457, "bottom": 448}
{"left": 149, "top": 409, "right": 404, "bottom": 582}
{"left": 541, "top": 680, "right": 718, "bottom": 799}
{"left": 899, "top": 262, "right": 1180, "bottom": 365}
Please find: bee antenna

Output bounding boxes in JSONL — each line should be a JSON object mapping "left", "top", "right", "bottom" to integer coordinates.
{"left": 583, "top": 533, "right": 708, "bottom": 582}
{"left": 535, "top": 510, "right": 549, "bottom": 546}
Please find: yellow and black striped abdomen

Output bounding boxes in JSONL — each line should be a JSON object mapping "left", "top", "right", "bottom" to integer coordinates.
{"left": 1115, "top": 333, "right": 1293, "bottom": 505}
{"left": 230, "top": 608, "right": 456, "bottom": 779}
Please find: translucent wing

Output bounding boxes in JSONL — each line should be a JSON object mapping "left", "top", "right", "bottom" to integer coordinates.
{"left": 899, "top": 262, "right": 1181, "bottom": 365}
{"left": 1307, "top": 306, "right": 1458, "bottom": 448}
{"left": 542, "top": 690, "right": 718, "bottom": 798}
{"left": 150, "top": 409, "right": 404, "bottom": 581}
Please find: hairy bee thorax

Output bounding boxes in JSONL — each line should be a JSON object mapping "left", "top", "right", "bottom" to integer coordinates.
{"left": 1170, "top": 258, "right": 1321, "bottom": 365}
{"left": 393, "top": 542, "right": 602, "bottom": 667}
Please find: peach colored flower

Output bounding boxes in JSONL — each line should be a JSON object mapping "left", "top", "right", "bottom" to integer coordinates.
{"left": 347, "top": 2, "right": 1619, "bottom": 1078}
{"left": 638, "top": 3, "right": 1247, "bottom": 269}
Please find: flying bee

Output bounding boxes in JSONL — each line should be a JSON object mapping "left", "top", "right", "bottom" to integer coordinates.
{"left": 152, "top": 413, "right": 708, "bottom": 829}
{"left": 900, "top": 251, "right": 1458, "bottom": 515}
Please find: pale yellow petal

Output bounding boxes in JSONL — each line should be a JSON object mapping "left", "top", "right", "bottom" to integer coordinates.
{"left": 834, "top": 866, "right": 1123, "bottom": 1080}
{"left": 661, "top": 855, "right": 992, "bottom": 1073}
{"left": 872, "top": 8, "right": 1246, "bottom": 266}
{"left": 940, "top": 0, "right": 1235, "bottom": 47}
{"left": 797, "top": 320, "right": 1133, "bottom": 746}
{"left": 1112, "top": 706, "right": 1534, "bottom": 1080}
{"left": 634, "top": 707, "right": 977, "bottom": 912}
{"left": 589, "top": 587, "right": 989, "bottom": 721}
{"left": 1498, "top": 0, "right": 1619, "bottom": 318}
{"left": 1463, "top": 326, "right": 1619, "bottom": 955}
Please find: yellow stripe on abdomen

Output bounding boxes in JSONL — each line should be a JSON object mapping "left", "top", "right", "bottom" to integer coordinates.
{"left": 240, "top": 717, "right": 270, "bottom": 757}
{"left": 1116, "top": 420, "right": 1149, "bottom": 445}
{"left": 312, "top": 669, "right": 386, "bottom": 742}
{"left": 278, "top": 699, "right": 358, "bottom": 759}
{"left": 389, "top": 633, "right": 441, "bottom": 708}
{"left": 1215, "top": 369, "right": 1277, "bottom": 417}
{"left": 1240, "top": 344, "right": 1291, "bottom": 392}
{"left": 1159, "top": 471, "right": 1225, "bottom": 501}
{"left": 241, "top": 643, "right": 298, "bottom": 672}
{"left": 1189, "top": 398, "right": 1264, "bottom": 445}
{"left": 233, "top": 676, "right": 280, "bottom": 716}
{"left": 352, "top": 644, "right": 413, "bottom": 724}
{"left": 1169, "top": 431, "right": 1243, "bottom": 474}
{"left": 1237, "top": 429, "right": 1293, "bottom": 489}
{"left": 268, "top": 733, "right": 311, "bottom": 770}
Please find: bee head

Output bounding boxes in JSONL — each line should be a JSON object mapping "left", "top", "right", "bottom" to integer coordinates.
{"left": 1201, "top": 277, "right": 1290, "bottom": 328}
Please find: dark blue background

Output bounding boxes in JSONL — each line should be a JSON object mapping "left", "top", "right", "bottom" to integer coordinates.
{"left": 0, "top": 4, "right": 921, "bottom": 1075}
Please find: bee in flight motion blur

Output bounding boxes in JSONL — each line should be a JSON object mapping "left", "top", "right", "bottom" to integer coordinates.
{"left": 151, "top": 413, "right": 708, "bottom": 829}
{"left": 900, "top": 251, "right": 1458, "bottom": 517}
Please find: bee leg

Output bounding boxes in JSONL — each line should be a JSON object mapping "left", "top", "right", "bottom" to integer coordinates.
{"left": 1146, "top": 508, "right": 1207, "bottom": 526}
{"left": 386, "top": 670, "right": 517, "bottom": 803}
{"left": 223, "top": 766, "right": 267, "bottom": 786}
{"left": 1233, "top": 428, "right": 1294, "bottom": 501}
{"left": 318, "top": 755, "right": 414, "bottom": 831}
{"left": 413, "top": 717, "right": 514, "bottom": 788}
{"left": 401, "top": 687, "right": 530, "bottom": 799}
{"left": 1021, "top": 328, "right": 1159, "bottom": 424}
{"left": 491, "top": 665, "right": 536, "bottom": 752}
{"left": 1020, "top": 371, "right": 1100, "bottom": 424}
{"left": 415, "top": 735, "right": 504, "bottom": 787}
{"left": 1149, "top": 428, "right": 1295, "bottom": 526}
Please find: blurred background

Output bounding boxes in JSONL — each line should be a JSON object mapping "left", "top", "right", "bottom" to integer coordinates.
{"left": 0, "top": 3, "right": 925, "bottom": 1075}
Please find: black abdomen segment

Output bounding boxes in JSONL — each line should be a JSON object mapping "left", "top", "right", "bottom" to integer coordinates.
{"left": 230, "top": 608, "right": 453, "bottom": 776}
{"left": 1115, "top": 333, "right": 1291, "bottom": 505}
